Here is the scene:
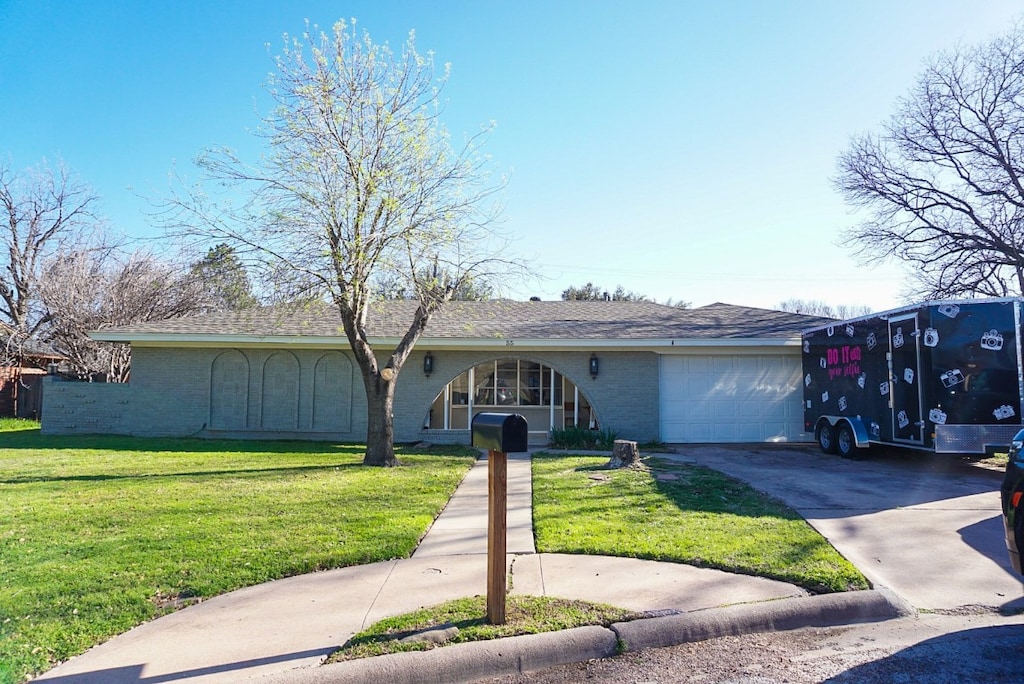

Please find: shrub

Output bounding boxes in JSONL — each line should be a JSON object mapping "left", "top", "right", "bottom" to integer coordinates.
{"left": 549, "top": 425, "right": 619, "bottom": 450}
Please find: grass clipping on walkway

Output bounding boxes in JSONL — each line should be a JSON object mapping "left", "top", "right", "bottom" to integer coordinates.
{"left": 532, "top": 454, "right": 869, "bottom": 594}
{"left": 0, "top": 427, "right": 476, "bottom": 684}
{"left": 330, "top": 595, "right": 637, "bottom": 662}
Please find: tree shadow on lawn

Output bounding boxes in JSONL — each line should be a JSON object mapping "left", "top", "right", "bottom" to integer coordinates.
{"left": 0, "top": 461, "right": 369, "bottom": 485}
{"left": 538, "top": 455, "right": 866, "bottom": 592}
{"left": 0, "top": 429, "right": 473, "bottom": 457}
{"left": 0, "top": 428, "right": 364, "bottom": 452}
{"left": 568, "top": 456, "right": 803, "bottom": 520}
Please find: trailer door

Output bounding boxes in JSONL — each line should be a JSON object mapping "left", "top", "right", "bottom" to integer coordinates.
{"left": 888, "top": 313, "right": 925, "bottom": 445}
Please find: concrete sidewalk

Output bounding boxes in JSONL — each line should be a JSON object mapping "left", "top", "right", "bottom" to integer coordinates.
{"left": 37, "top": 451, "right": 907, "bottom": 684}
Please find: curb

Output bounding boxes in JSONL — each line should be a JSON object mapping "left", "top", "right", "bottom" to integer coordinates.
{"left": 254, "top": 625, "right": 618, "bottom": 684}
{"left": 254, "top": 589, "right": 911, "bottom": 684}
{"left": 612, "top": 588, "right": 914, "bottom": 652}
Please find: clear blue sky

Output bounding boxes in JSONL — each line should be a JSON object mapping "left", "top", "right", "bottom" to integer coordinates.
{"left": 2, "top": 0, "right": 1021, "bottom": 311}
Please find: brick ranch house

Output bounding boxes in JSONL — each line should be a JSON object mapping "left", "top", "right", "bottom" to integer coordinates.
{"left": 41, "top": 300, "right": 826, "bottom": 445}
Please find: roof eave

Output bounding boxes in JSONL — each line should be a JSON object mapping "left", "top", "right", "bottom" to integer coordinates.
{"left": 91, "top": 332, "right": 801, "bottom": 349}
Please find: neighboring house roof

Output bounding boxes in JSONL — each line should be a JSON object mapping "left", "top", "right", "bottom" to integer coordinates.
{"left": 90, "top": 301, "right": 830, "bottom": 350}
{"left": 0, "top": 322, "right": 65, "bottom": 363}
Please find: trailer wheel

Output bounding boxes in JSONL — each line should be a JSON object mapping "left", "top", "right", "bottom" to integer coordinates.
{"left": 836, "top": 424, "right": 856, "bottom": 459}
{"left": 818, "top": 423, "right": 837, "bottom": 454}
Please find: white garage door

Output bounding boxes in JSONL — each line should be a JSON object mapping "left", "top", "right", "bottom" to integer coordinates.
{"left": 659, "top": 354, "right": 805, "bottom": 443}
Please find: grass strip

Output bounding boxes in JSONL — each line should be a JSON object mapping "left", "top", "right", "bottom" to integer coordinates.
{"left": 0, "top": 428, "right": 475, "bottom": 684}
{"left": 531, "top": 454, "right": 869, "bottom": 594}
{"left": 329, "top": 595, "right": 637, "bottom": 661}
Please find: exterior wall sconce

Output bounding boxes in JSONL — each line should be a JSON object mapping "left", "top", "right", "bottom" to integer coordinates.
{"left": 424, "top": 352, "right": 434, "bottom": 377}
{"left": 589, "top": 353, "right": 599, "bottom": 378}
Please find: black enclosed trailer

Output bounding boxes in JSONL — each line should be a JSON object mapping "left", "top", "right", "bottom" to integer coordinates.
{"left": 802, "top": 298, "right": 1024, "bottom": 456}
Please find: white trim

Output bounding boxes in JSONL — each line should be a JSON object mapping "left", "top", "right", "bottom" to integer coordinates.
{"left": 800, "top": 296, "right": 1024, "bottom": 334}
{"left": 443, "top": 384, "right": 450, "bottom": 431}
{"left": 91, "top": 332, "right": 801, "bottom": 350}
{"left": 573, "top": 385, "right": 579, "bottom": 426}
{"left": 548, "top": 366, "right": 555, "bottom": 430}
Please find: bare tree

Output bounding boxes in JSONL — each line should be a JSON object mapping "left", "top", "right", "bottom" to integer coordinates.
{"left": 836, "top": 24, "right": 1024, "bottom": 299}
{"left": 0, "top": 159, "right": 102, "bottom": 364}
{"left": 777, "top": 298, "right": 873, "bottom": 320}
{"left": 661, "top": 297, "right": 692, "bottom": 309}
{"left": 374, "top": 267, "right": 494, "bottom": 301}
{"left": 38, "top": 248, "right": 209, "bottom": 381}
{"left": 561, "top": 282, "right": 649, "bottom": 301}
{"left": 158, "top": 19, "right": 517, "bottom": 466}
{"left": 560, "top": 282, "right": 690, "bottom": 307}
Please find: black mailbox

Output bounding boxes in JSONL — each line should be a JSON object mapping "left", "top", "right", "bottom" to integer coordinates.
{"left": 471, "top": 413, "right": 528, "bottom": 453}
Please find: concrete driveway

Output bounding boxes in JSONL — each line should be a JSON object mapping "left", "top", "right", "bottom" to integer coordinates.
{"left": 667, "top": 444, "right": 1024, "bottom": 613}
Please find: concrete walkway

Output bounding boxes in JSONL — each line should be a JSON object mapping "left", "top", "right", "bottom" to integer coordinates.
{"left": 37, "top": 451, "right": 903, "bottom": 684}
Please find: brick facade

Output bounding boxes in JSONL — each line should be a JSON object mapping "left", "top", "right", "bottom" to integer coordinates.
{"left": 42, "top": 346, "right": 661, "bottom": 444}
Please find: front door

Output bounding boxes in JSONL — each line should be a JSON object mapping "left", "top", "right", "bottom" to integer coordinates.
{"left": 888, "top": 314, "right": 924, "bottom": 444}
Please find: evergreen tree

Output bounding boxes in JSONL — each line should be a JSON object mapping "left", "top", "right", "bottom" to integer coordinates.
{"left": 190, "top": 243, "right": 258, "bottom": 311}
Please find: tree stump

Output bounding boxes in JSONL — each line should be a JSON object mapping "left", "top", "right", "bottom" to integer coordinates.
{"left": 607, "top": 439, "right": 642, "bottom": 469}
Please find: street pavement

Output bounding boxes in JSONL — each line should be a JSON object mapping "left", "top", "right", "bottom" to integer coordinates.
{"left": 481, "top": 610, "right": 1024, "bottom": 683}
{"left": 37, "top": 449, "right": 917, "bottom": 683}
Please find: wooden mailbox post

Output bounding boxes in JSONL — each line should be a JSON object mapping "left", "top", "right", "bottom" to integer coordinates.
{"left": 471, "top": 412, "right": 528, "bottom": 625}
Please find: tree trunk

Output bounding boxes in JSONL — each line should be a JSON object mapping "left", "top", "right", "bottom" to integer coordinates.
{"left": 607, "top": 439, "right": 642, "bottom": 469}
{"left": 363, "top": 373, "right": 401, "bottom": 467}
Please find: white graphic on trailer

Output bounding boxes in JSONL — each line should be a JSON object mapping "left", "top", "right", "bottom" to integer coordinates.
{"left": 879, "top": 381, "right": 890, "bottom": 396}
{"left": 923, "top": 328, "right": 939, "bottom": 347}
{"left": 981, "top": 330, "right": 1004, "bottom": 351}
{"left": 897, "top": 410, "right": 910, "bottom": 429}
{"left": 937, "top": 304, "right": 960, "bottom": 318}
{"left": 892, "top": 327, "right": 905, "bottom": 349}
{"left": 940, "top": 369, "right": 965, "bottom": 388}
{"left": 994, "top": 405, "right": 1016, "bottom": 420}
{"left": 929, "top": 408, "right": 947, "bottom": 425}
{"left": 866, "top": 332, "right": 877, "bottom": 350}
{"left": 904, "top": 368, "right": 915, "bottom": 384}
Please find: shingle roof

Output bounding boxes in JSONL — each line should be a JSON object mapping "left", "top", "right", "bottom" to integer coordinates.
{"left": 91, "top": 300, "right": 829, "bottom": 343}
{"left": 1, "top": 322, "right": 64, "bottom": 359}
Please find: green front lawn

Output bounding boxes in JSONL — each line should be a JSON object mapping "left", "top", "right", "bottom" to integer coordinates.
{"left": 327, "top": 452, "right": 869, "bottom": 664}
{"left": 532, "top": 454, "right": 868, "bottom": 594}
{"left": 0, "top": 428, "right": 476, "bottom": 684}
{"left": 2, "top": 428, "right": 869, "bottom": 682}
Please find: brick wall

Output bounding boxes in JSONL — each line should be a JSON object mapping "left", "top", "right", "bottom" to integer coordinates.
{"left": 41, "top": 378, "right": 131, "bottom": 434}
{"left": 42, "top": 345, "right": 661, "bottom": 444}
{"left": 396, "top": 349, "right": 660, "bottom": 444}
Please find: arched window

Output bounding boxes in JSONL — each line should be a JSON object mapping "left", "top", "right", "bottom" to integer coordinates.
{"left": 426, "top": 358, "right": 597, "bottom": 441}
